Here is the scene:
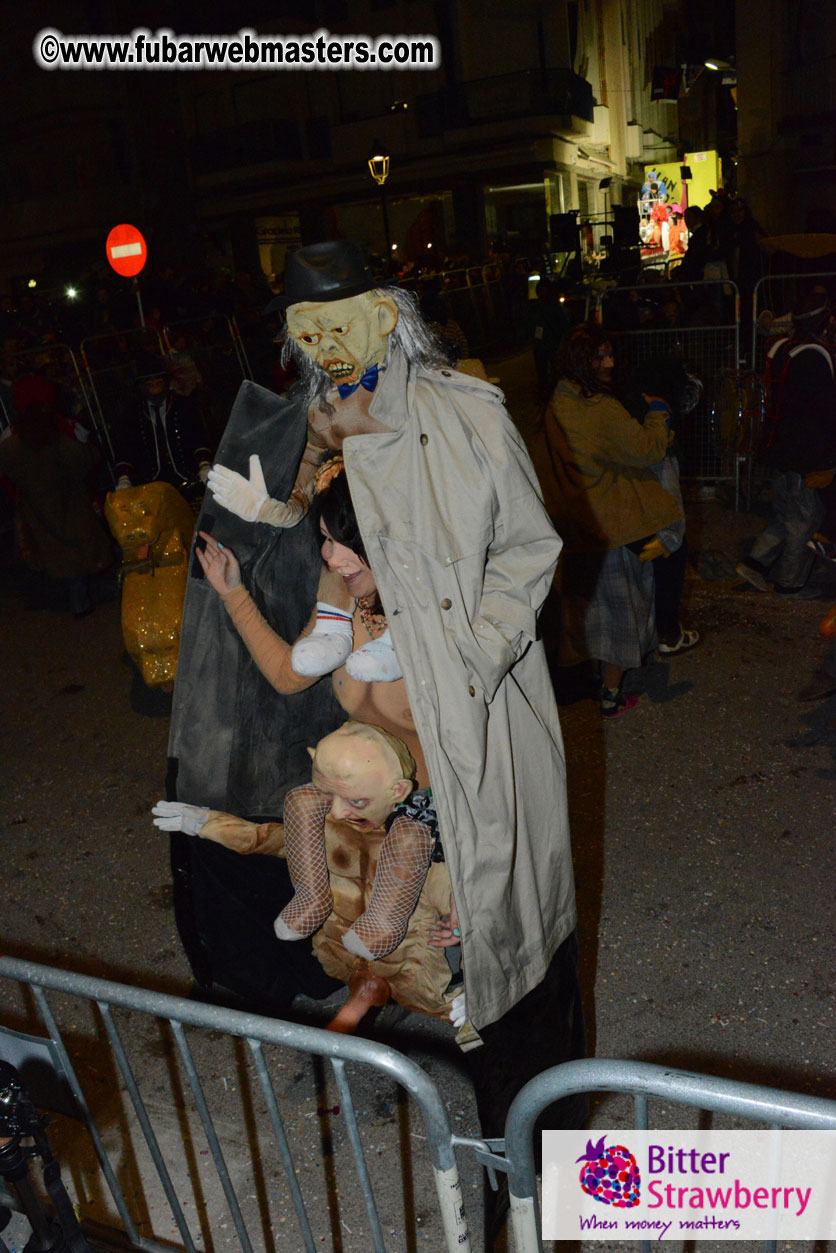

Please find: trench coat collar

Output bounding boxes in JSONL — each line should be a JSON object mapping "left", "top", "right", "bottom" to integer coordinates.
{"left": 367, "top": 344, "right": 413, "bottom": 432}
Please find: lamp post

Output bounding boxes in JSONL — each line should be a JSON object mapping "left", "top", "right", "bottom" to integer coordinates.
{"left": 368, "top": 140, "right": 393, "bottom": 274}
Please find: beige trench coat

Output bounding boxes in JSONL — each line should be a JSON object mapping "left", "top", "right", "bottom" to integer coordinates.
{"left": 342, "top": 347, "right": 576, "bottom": 1030}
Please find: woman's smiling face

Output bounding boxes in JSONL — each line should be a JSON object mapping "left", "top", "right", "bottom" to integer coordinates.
{"left": 319, "top": 519, "right": 377, "bottom": 600}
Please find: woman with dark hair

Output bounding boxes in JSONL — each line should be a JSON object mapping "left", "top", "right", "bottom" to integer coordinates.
{"left": 535, "top": 322, "right": 682, "bottom": 715}
{"left": 196, "top": 455, "right": 428, "bottom": 784}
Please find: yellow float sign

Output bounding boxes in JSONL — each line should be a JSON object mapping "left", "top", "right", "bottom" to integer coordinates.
{"left": 643, "top": 150, "right": 722, "bottom": 213}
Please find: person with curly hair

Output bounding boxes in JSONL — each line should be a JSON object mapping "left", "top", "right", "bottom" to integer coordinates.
{"left": 535, "top": 322, "right": 683, "bottom": 716}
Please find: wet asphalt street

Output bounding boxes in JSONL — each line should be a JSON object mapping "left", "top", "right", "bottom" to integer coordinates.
{"left": 3, "top": 349, "right": 836, "bottom": 1251}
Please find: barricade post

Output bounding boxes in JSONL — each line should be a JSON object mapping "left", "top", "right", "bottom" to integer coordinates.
{"left": 80, "top": 328, "right": 167, "bottom": 472}
{"left": 161, "top": 316, "right": 250, "bottom": 444}
{"left": 503, "top": 1057, "right": 836, "bottom": 1253}
{"left": 0, "top": 955, "right": 472, "bottom": 1252}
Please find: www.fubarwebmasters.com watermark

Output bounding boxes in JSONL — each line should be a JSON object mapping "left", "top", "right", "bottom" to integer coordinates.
{"left": 33, "top": 27, "right": 441, "bottom": 71}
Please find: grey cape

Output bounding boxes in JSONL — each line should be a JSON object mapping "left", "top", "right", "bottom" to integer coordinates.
{"left": 168, "top": 380, "right": 342, "bottom": 815}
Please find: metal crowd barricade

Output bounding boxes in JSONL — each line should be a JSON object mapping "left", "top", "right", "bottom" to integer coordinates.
{"left": 709, "top": 368, "right": 765, "bottom": 510}
{"left": 0, "top": 955, "right": 472, "bottom": 1252}
{"left": 600, "top": 280, "right": 740, "bottom": 484}
{"left": 440, "top": 272, "right": 508, "bottom": 358}
{"left": 751, "top": 268, "right": 836, "bottom": 374}
{"left": 80, "top": 327, "right": 167, "bottom": 467}
{"left": 161, "top": 315, "right": 252, "bottom": 444}
{"left": 501, "top": 1057, "right": 836, "bottom": 1253}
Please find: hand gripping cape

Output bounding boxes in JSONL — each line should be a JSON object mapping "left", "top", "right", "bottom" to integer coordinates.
{"left": 167, "top": 381, "right": 343, "bottom": 1001}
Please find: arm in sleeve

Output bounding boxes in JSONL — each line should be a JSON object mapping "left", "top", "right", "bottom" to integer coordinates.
{"left": 257, "top": 435, "right": 323, "bottom": 526}
{"left": 199, "top": 812, "right": 286, "bottom": 855}
{"left": 467, "top": 420, "right": 563, "bottom": 700}
{"left": 222, "top": 584, "right": 319, "bottom": 695}
{"left": 597, "top": 397, "right": 672, "bottom": 468}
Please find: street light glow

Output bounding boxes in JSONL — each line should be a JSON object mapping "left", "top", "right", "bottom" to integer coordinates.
{"left": 66, "top": 286, "right": 79, "bottom": 300}
{"left": 28, "top": 279, "right": 37, "bottom": 289}
{"left": 368, "top": 142, "right": 390, "bottom": 186}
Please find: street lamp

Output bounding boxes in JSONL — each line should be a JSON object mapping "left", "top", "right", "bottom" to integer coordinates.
{"left": 368, "top": 140, "right": 393, "bottom": 273}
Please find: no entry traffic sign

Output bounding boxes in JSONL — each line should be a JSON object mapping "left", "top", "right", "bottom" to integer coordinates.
{"left": 106, "top": 223, "right": 147, "bottom": 277}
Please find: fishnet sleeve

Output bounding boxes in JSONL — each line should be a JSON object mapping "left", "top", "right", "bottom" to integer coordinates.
{"left": 343, "top": 815, "right": 433, "bottom": 960}
{"left": 274, "top": 784, "right": 333, "bottom": 940}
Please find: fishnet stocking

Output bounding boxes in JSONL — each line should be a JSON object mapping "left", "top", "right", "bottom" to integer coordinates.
{"left": 345, "top": 816, "right": 433, "bottom": 960}
{"left": 276, "top": 784, "right": 333, "bottom": 938}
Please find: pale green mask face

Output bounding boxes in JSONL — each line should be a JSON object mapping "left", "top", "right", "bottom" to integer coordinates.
{"left": 286, "top": 292, "right": 398, "bottom": 387}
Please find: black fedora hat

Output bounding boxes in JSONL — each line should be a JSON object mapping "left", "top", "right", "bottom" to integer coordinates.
{"left": 264, "top": 240, "right": 385, "bottom": 314}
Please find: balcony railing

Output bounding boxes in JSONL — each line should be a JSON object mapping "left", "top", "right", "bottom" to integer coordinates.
{"left": 416, "top": 68, "right": 594, "bottom": 138}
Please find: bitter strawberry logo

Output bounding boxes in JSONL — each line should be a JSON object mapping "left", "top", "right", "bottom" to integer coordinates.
{"left": 577, "top": 1136, "right": 641, "bottom": 1207}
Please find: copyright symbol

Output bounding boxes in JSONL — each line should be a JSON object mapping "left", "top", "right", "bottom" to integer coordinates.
{"left": 34, "top": 28, "right": 61, "bottom": 68}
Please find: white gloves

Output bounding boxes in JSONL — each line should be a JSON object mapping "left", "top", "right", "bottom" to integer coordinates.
{"left": 207, "top": 454, "right": 298, "bottom": 527}
{"left": 449, "top": 992, "right": 467, "bottom": 1028}
{"left": 206, "top": 454, "right": 268, "bottom": 523}
{"left": 207, "top": 454, "right": 268, "bottom": 522}
{"left": 152, "top": 800, "right": 210, "bottom": 836}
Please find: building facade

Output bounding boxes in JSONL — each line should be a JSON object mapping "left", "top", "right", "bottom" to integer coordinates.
{"left": 3, "top": 0, "right": 700, "bottom": 288}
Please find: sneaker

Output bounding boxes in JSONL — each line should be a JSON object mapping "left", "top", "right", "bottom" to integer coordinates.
{"left": 657, "top": 628, "right": 700, "bottom": 656}
{"left": 600, "top": 686, "right": 640, "bottom": 718}
{"left": 735, "top": 561, "right": 770, "bottom": 592}
{"left": 808, "top": 535, "right": 836, "bottom": 564}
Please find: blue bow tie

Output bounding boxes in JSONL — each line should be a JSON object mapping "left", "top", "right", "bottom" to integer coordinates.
{"left": 337, "top": 364, "right": 380, "bottom": 398}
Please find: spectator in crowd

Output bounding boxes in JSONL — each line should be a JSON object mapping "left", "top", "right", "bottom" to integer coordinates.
{"left": 0, "top": 399, "right": 113, "bottom": 615}
{"left": 620, "top": 356, "right": 703, "bottom": 655}
{"left": 420, "top": 290, "right": 469, "bottom": 361}
{"left": 534, "top": 322, "right": 682, "bottom": 716}
{"left": 737, "top": 293, "right": 836, "bottom": 595}
{"left": 677, "top": 207, "right": 708, "bottom": 282}
{"left": 112, "top": 354, "right": 212, "bottom": 491}
{"left": 729, "top": 197, "right": 766, "bottom": 329}
{"left": 668, "top": 209, "right": 688, "bottom": 259}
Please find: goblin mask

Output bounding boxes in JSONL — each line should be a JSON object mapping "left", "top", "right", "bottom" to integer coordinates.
{"left": 286, "top": 292, "right": 398, "bottom": 387}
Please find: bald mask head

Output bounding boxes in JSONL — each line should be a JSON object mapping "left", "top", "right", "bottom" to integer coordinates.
{"left": 308, "top": 723, "right": 414, "bottom": 831}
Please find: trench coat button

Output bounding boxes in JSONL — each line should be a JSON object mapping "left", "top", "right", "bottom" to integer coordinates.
{"left": 420, "top": 433, "right": 429, "bottom": 446}
{"left": 468, "top": 685, "right": 476, "bottom": 697}
{"left": 441, "top": 369, "right": 452, "bottom": 377}
{"left": 440, "top": 597, "right": 452, "bottom": 610}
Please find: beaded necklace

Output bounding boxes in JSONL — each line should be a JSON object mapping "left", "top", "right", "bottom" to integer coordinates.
{"left": 356, "top": 595, "right": 387, "bottom": 638}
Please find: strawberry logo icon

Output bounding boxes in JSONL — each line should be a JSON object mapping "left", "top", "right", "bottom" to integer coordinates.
{"left": 577, "top": 1136, "right": 641, "bottom": 1207}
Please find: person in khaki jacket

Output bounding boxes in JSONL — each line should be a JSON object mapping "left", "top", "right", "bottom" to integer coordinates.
{"left": 169, "top": 244, "right": 585, "bottom": 1206}
{"left": 535, "top": 321, "right": 682, "bottom": 717}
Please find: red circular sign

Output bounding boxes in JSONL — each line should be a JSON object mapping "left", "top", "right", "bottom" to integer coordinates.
{"left": 105, "top": 223, "right": 147, "bottom": 277}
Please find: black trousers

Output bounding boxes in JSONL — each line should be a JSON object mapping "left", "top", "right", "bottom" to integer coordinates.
{"left": 654, "top": 535, "right": 689, "bottom": 642}
{"left": 171, "top": 833, "right": 342, "bottom": 1013}
{"left": 466, "top": 931, "right": 588, "bottom": 1248}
